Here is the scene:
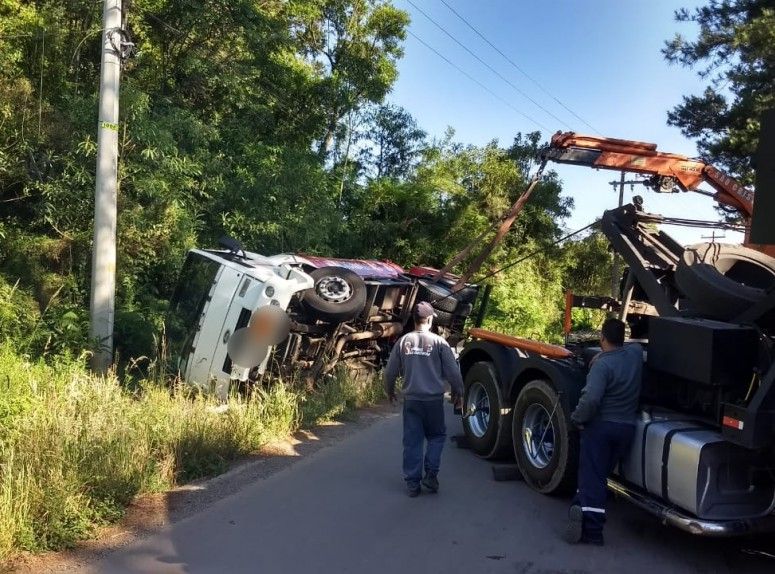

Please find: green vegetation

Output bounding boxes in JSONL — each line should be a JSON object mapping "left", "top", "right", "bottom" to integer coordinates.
{"left": 0, "top": 0, "right": 612, "bottom": 361}
{"left": 2, "top": 0, "right": 766, "bottom": 560}
{"left": 0, "top": 343, "right": 382, "bottom": 561}
{"left": 665, "top": 0, "right": 775, "bottom": 190}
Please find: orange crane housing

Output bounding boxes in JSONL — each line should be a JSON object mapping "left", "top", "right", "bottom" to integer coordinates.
{"left": 544, "top": 131, "right": 755, "bottom": 219}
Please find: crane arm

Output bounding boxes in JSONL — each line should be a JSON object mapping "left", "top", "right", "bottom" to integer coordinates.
{"left": 543, "top": 132, "right": 754, "bottom": 218}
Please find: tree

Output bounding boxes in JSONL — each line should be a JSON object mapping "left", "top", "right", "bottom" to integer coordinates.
{"left": 561, "top": 230, "right": 613, "bottom": 296}
{"left": 0, "top": 0, "right": 412, "bottom": 361}
{"left": 664, "top": 1, "right": 775, "bottom": 183}
{"left": 290, "top": 0, "right": 410, "bottom": 158}
{"left": 506, "top": 132, "right": 573, "bottom": 248}
{"left": 358, "top": 104, "right": 426, "bottom": 179}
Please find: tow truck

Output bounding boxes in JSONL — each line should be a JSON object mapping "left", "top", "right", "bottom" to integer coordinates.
{"left": 456, "top": 128, "right": 775, "bottom": 536}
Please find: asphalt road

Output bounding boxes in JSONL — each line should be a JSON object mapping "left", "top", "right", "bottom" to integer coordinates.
{"left": 87, "top": 406, "right": 774, "bottom": 574}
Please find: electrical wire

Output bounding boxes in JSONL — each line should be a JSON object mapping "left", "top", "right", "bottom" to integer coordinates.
{"left": 472, "top": 221, "right": 598, "bottom": 284}
{"left": 438, "top": 0, "right": 600, "bottom": 134}
{"left": 406, "top": 0, "right": 571, "bottom": 131}
{"left": 425, "top": 220, "right": 599, "bottom": 309}
{"left": 409, "top": 31, "right": 549, "bottom": 132}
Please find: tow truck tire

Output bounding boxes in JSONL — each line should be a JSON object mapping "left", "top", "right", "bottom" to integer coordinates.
{"left": 462, "top": 362, "right": 513, "bottom": 459}
{"left": 512, "top": 380, "right": 577, "bottom": 494}
{"left": 675, "top": 243, "right": 775, "bottom": 321}
{"left": 301, "top": 266, "right": 368, "bottom": 323}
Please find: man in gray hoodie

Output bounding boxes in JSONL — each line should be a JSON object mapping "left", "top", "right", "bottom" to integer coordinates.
{"left": 384, "top": 301, "right": 464, "bottom": 497}
{"left": 565, "top": 317, "right": 643, "bottom": 545}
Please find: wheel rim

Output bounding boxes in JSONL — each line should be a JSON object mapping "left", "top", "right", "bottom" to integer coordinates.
{"left": 521, "top": 403, "right": 555, "bottom": 469}
{"left": 466, "top": 382, "right": 491, "bottom": 438}
{"left": 316, "top": 276, "right": 353, "bottom": 303}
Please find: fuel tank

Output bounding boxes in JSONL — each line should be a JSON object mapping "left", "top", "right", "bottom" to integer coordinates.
{"left": 617, "top": 410, "right": 775, "bottom": 520}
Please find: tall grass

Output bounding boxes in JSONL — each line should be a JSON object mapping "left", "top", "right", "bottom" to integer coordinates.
{"left": 0, "top": 346, "right": 384, "bottom": 560}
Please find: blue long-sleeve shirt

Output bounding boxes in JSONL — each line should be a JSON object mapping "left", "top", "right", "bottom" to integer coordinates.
{"left": 384, "top": 330, "right": 464, "bottom": 401}
{"left": 571, "top": 343, "right": 643, "bottom": 425}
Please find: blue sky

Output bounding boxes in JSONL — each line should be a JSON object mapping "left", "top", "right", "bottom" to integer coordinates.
{"left": 386, "top": 0, "right": 744, "bottom": 245}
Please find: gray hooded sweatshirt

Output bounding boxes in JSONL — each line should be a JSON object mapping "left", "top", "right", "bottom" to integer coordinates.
{"left": 384, "top": 330, "right": 464, "bottom": 401}
{"left": 571, "top": 343, "right": 643, "bottom": 425}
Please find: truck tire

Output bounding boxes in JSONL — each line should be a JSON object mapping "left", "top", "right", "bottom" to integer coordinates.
{"left": 438, "top": 282, "right": 478, "bottom": 304}
{"left": 454, "top": 285, "right": 479, "bottom": 304}
{"left": 462, "top": 362, "right": 513, "bottom": 459}
{"left": 675, "top": 243, "right": 775, "bottom": 321}
{"left": 301, "top": 266, "right": 367, "bottom": 323}
{"left": 512, "top": 380, "right": 577, "bottom": 494}
{"left": 434, "top": 309, "right": 454, "bottom": 327}
{"left": 417, "top": 279, "right": 459, "bottom": 313}
{"left": 455, "top": 302, "right": 474, "bottom": 317}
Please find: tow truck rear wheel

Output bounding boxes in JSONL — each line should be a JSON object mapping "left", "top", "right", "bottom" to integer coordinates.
{"left": 512, "top": 380, "right": 577, "bottom": 494}
{"left": 461, "top": 362, "right": 513, "bottom": 459}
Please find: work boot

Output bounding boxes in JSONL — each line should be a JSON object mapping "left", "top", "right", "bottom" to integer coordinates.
{"left": 421, "top": 473, "right": 439, "bottom": 493}
{"left": 563, "top": 505, "right": 583, "bottom": 544}
{"left": 406, "top": 483, "right": 421, "bottom": 498}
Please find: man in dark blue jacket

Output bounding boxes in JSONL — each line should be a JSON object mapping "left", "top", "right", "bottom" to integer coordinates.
{"left": 565, "top": 318, "right": 642, "bottom": 545}
{"left": 384, "top": 301, "right": 464, "bottom": 497}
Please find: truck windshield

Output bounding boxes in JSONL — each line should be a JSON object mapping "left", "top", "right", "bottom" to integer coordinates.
{"left": 165, "top": 253, "right": 220, "bottom": 377}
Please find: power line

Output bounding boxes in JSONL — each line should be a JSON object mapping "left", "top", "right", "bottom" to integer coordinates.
{"left": 438, "top": 0, "right": 600, "bottom": 134}
{"left": 408, "top": 31, "right": 550, "bottom": 132}
{"left": 473, "top": 221, "right": 598, "bottom": 283}
{"left": 406, "top": 0, "right": 571, "bottom": 131}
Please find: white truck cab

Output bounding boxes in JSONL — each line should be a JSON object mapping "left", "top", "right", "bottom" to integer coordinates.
{"left": 166, "top": 249, "right": 313, "bottom": 396}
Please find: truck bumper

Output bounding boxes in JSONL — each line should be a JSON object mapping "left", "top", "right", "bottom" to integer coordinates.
{"left": 607, "top": 479, "right": 775, "bottom": 537}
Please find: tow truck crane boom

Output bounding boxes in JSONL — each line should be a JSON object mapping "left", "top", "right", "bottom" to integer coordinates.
{"left": 543, "top": 132, "right": 755, "bottom": 217}
{"left": 439, "top": 131, "right": 761, "bottom": 286}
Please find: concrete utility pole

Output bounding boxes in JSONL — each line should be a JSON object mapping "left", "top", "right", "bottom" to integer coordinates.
{"left": 90, "top": 0, "right": 123, "bottom": 373}
{"left": 610, "top": 171, "right": 626, "bottom": 298}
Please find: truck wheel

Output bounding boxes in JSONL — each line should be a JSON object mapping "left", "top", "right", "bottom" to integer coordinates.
{"left": 417, "top": 280, "right": 459, "bottom": 313}
{"left": 675, "top": 243, "right": 775, "bottom": 321}
{"left": 436, "top": 281, "right": 478, "bottom": 304}
{"left": 301, "top": 266, "right": 367, "bottom": 323}
{"left": 434, "top": 309, "right": 454, "bottom": 327}
{"left": 512, "top": 380, "right": 577, "bottom": 494}
{"left": 454, "top": 285, "right": 479, "bottom": 304}
{"left": 462, "top": 362, "right": 513, "bottom": 459}
{"left": 455, "top": 302, "right": 473, "bottom": 317}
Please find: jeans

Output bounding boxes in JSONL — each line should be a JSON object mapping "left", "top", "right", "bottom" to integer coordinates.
{"left": 402, "top": 398, "right": 446, "bottom": 486}
{"left": 572, "top": 420, "right": 636, "bottom": 539}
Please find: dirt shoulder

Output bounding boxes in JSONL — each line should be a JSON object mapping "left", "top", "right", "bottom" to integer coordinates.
{"left": 5, "top": 403, "right": 397, "bottom": 574}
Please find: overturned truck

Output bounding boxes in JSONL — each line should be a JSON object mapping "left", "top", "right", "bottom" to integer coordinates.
{"left": 164, "top": 243, "right": 482, "bottom": 396}
{"left": 458, "top": 203, "right": 775, "bottom": 536}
